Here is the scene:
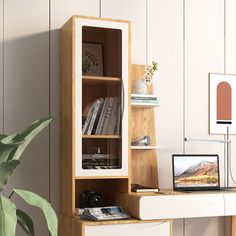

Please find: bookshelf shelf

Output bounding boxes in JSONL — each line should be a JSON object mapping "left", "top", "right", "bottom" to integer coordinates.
{"left": 131, "top": 146, "right": 162, "bottom": 150}
{"left": 82, "top": 75, "right": 121, "bottom": 84}
{"left": 82, "top": 135, "right": 121, "bottom": 139}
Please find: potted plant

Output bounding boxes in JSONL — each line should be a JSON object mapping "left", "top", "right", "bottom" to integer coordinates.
{"left": 0, "top": 117, "right": 57, "bottom": 236}
{"left": 132, "top": 61, "right": 158, "bottom": 94}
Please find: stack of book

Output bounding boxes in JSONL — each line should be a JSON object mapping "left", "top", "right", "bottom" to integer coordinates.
{"left": 82, "top": 154, "right": 120, "bottom": 169}
{"left": 131, "top": 94, "right": 159, "bottom": 106}
{"left": 82, "top": 97, "right": 121, "bottom": 135}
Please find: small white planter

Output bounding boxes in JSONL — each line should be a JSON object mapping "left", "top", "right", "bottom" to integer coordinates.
{"left": 132, "top": 79, "right": 147, "bottom": 94}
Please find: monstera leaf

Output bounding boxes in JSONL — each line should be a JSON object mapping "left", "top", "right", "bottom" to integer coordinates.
{"left": 0, "top": 160, "right": 20, "bottom": 192}
{"left": 16, "top": 209, "right": 35, "bottom": 236}
{"left": 14, "top": 189, "right": 58, "bottom": 236}
{"left": 7, "top": 116, "right": 54, "bottom": 161}
{"left": 0, "top": 195, "right": 17, "bottom": 236}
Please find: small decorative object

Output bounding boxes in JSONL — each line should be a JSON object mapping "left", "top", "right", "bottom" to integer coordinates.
{"left": 0, "top": 117, "right": 58, "bottom": 236}
{"left": 82, "top": 42, "right": 104, "bottom": 76}
{"left": 131, "top": 135, "right": 152, "bottom": 146}
{"left": 209, "top": 73, "right": 236, "bottom": 134}
{"left": 132, "top": 79, "right": 147, "bottom": 94}
{"left": 132, "top": 61, "right": 158, "bottom": 94}
{"left": 144, "top": 61, "right": 158, "bottom": 84}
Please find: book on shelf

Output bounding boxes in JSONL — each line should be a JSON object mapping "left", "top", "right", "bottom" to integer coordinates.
{"left": 131, "top": 183, "right": 159, "bottom": 193}
{"left": 131, "top": 93, "right": 158, "bottom": 98}
{"left": 82, "top": 96, "right": 121, "bottom": 135}
{"left": 101, "top": 97, "right": 114, "bottom": 134}
{"left": 82, "top": 103, "right": 95, "bottom": 134}
{"left": 107, "top": 97, "right": 118, "bottom": 134}
{"left": 95, "top": 97, "right": 108, "bottom": 134}
{"left": 131, "top": 93, "right": 159, "bottom": 105}
{"left": 87, "top": 98, "right": 104, "bottom": 135}
{"left": 115, "top": 105, "right": 121, "bottom": 135}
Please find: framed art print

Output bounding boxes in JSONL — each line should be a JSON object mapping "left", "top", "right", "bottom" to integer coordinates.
{"left": 209, "top": 73, "right": 236, "bottom": 134}
{"left": 82, "top": 42, "right": 104, "bottom": 76}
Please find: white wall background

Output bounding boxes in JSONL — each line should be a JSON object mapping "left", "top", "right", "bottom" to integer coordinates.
{"left": 1, "top": 0, "right": 236, "bottom": 235}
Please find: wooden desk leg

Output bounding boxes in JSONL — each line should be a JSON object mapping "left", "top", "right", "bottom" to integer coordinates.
{"left": 231, "top": 216, "right": 236, "bottom": 236}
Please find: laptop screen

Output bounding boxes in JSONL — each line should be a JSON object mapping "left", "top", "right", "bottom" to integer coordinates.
{"left": 172, "top": 154, "right": 220, "bottom": 191}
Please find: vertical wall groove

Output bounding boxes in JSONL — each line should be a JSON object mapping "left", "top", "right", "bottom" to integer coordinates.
{"left": 146, "top": 0, "right": 148, "bottom": 64}
{"left": 183, "top": 0, "right": 186, "bottom": 155}
{"left": 49, "top": 0, "right": 51, "bottom": 205}
{"left": 99, "top": 0, "right": 102, "bottom": 17}
{"left": 2, "top": 0, "right": 4, "bottom": 134}
{"left": 224, "top": 0, "right": 226, "bottom": 74}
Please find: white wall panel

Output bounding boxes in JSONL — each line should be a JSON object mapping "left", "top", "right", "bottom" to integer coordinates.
{"left": 50, "top": 0, "right": 99, "bottom": 212}
{"left": 185, "top": 0, "right": 225, "bottom": 235}
{"left": 148, "top": 1, "right": 183, "bottom": 234}
{"left": 0, "top": 0, "right": 3, "bottom": 133}
{"left": 102, "top": 0, "right": 146, "bottom": 64}
{"left": 148, "top": 0, "right": 183, "bottom": 188}
{"left": 226, "top": 0, "right": 236, "bottom": 188}
{"left": 4, "top": 0, "right": 50, "bottom": 235}
{"left": 185, "top": 0, "right": 224, "bottom": 155}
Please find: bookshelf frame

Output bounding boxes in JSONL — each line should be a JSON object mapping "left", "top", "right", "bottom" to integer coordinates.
{"left": 60, "top": 15, "right": 170, "bottom": 236}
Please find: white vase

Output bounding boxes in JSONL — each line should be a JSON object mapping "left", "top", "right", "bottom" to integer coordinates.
{"left": 132, "top": 79, "right": 147, "bottom": 94}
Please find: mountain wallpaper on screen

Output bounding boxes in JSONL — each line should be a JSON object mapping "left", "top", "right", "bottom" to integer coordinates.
{"left": 175, "top": 161, "right": 218, "bottom": 185}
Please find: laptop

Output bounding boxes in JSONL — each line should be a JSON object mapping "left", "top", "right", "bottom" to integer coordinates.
{"left": 172, "top": 154, "right": 222, "bottom": 191}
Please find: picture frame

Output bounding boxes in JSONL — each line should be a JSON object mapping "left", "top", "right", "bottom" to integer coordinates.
{"left": 82, "top": 42, "right": 104, "bottom": 76}
{"left": 209, "top": 73, "right": 236, "bottom": 134}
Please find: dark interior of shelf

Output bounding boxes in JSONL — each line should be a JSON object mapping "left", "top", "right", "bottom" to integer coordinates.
{"left": 75, "top": 179, "right": 128, "bottom": 209}
{"left": 82, "top": 83, "right": 121, "bottom": 111}
{"left": 82, "top": 26, "right": 122, "bottom": 78}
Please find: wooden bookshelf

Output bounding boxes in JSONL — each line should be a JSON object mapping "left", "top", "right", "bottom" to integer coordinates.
{"left": 130, "top": 64, "right": 159, "bottom": 189}
{"left": 60, "top": 15, "right": 170, "bottom": 236}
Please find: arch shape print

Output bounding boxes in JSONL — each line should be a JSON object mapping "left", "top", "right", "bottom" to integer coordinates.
{"left": 216, "top": 81, "right": 232, "bottom": 124}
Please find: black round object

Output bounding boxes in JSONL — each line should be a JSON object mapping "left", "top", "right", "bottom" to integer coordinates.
{"left": 79, "top": 190, "right": 102, "bottom": 208}
{"left": 88, "top": 194, "right": 102, "bottom": 207}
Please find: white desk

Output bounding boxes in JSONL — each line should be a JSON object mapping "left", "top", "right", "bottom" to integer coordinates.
{"left": 128, "top": 191, "right": 236, "bottom": 235}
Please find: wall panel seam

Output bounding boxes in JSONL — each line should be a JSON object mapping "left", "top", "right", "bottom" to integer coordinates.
{"left": 2, "top": 0, "right": 4, "bottom": 134}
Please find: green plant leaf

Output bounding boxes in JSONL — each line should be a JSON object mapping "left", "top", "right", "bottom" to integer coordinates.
{"left": 0, "top": 195, "right": 17, "bottom": 236}
{"left": 0, "top": 134, "right": 7, "bottom": 141}
{"left": 0, "top": 134, "right": 23, "bottom": 164}
{"left": 8, "top": 116, "right": 54, "bottom": 161}
{"left": 0, "top": 160, "right": 20, "bottom": 192}
{"left": 16, "top": 209, "right": 35, "bottom": 236}
{"left": 14, "top": 189, "right": 58, "bottom": 236}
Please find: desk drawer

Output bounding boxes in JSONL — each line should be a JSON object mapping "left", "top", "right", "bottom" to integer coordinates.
{"left": 84, "top": 221, "right": 171, "bottom": 236}
{"left": 129, "top": 194, "right": 224, "bottom": 220}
